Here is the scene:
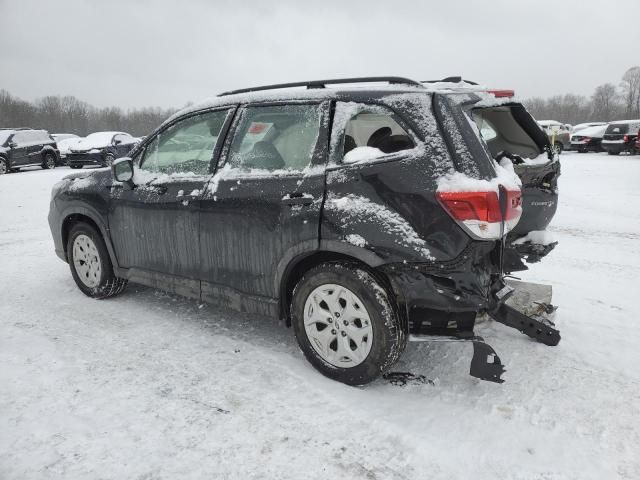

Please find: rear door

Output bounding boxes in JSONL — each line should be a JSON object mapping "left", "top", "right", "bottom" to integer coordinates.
{"left": 199, "top": 102, "right": 329, "bottom": 306}
{"left": 108, "top": 107, "right": 235, "bottom": 296}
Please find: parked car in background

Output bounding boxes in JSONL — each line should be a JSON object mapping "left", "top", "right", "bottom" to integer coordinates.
{"left": 601, "top": 120, "right": 640, "bottom": 155}
{"left": 636, "top": 129, "right": 640, "bottom": 152}
{"left": 49, "top": 76, "right": 562, "bottom": 386}
{"left": 572, "top": 122, "right": 606, "bottom": 133}
{"left": 570, "top": 124, "right": 608, "bottom": 152}
{"left": 57, "top": 136, "right": 84, "bottom": 163}
{"left": 66, "top": 132, "right": 138, "bottom": 168}
{"left": 537, "top": 120, "right": 571, "bottom": 152}
{"left": 51, "top": 133, "right": 79, "bottom": 142}
{"left": 0, "top": 128, "right": 59, "bottom": 174}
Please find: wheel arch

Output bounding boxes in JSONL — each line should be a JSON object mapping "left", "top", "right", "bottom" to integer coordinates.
{"left": 277, "top": 246, "right": 397, "bottom": 328}
{"left": 60, "top": 208, "right": 120, "bottom": 272}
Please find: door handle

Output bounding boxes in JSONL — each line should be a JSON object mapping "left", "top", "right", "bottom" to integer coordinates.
{"left": 282, "top": 193, "right": 313, "bottom": 206}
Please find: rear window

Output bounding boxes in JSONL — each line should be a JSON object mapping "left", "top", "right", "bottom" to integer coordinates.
{"left": 605, "top": 124, "right": 629, "bottom": 135}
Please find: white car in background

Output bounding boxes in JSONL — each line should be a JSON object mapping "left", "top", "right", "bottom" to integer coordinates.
{"left": 55, "top": 135, "right": 83, "bottom": 163}
{"left": 572, "top": 122, "right": 607, "bottom": 133}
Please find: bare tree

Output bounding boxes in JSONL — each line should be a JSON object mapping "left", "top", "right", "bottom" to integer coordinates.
{"left": 591, "top": 83, "right": 619, "bottom": 121}
{"left": 620, "top": 66, "right": 640, "bottom": 118}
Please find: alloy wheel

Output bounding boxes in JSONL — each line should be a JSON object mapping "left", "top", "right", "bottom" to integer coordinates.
{"left": 303, "top": 283, "right": 373, "bottom": 368}
{"left": 72, "top": 234, "right": 102, "bottom": 288}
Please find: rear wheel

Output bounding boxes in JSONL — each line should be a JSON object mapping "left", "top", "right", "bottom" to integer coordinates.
{"left": 553, "top": 142, "right": 563, "bottom": 154}
{"left": 291, "top": 262, "right": 406, "bottom": 385}
{"left": 70, "top": 165, "right": 83, "bottom": 169}
{"left": 608, "top": 151, "right": 620, "bottom": 156}
{"left": 0, "top": 158, "right": 7, "bottom": 175}
{"left": 67, "top": 222, "right": 127, "bottom": 299}
{"left": 42, "top": 153, "right": 56, "bottom": 169}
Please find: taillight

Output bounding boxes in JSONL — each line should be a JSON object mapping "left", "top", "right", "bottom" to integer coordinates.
{"left": 623, "top": 134, "right": 629, "bottom": 142}
{"left": 583, "top": 137, "right": 591, "bottom": 143}
{"left": 488, "top": 89, "right": 515, "bottom": 98}
{"left": 436, "top": 188, "right": 522, "bottom": 240}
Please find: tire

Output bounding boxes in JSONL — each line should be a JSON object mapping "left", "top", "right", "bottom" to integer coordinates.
{"left": 104, "top": 154, "right": 115, "bottom": 166}
{"left": 70, "top": 165, "right": 83, "bottom": 169}
{"left": 291, "top": 262, "right": 406, "bottom": 385}
{"left": 554, "top": 142, "right": 563, "bottom": 154}
{"left": 42, "top": 152, "right": 56, "bottom": 170}
{"left": 0, "top": 157, "right": 7, "bottom": 175}
{"left": 66, "top": 222, "right": 127, "bottom": 299}
{"left": 608, "top": 151, "right": 619, "bottom": 156}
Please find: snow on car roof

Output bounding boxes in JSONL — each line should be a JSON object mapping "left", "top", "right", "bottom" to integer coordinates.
{"left": 537, "top": 120, "right": 563, "bottom": 126}
{"left": 165, "top": 84, "right": 429, "bottom": 126}
{"left": 607, "top": 119, "right": 640, "bottom": 124}
{"left": 575, "top": 125, "right": 608, "bottom": 136}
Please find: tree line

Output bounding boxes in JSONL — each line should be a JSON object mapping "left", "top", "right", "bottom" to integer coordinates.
{"left": 0, "top": 89, "right": 179, "bottom": 137}
{"left": 2, "top": 66, "right": 640, "bottom": 136}
{"left": 523, "top": 66, "right": 640, "bottom": 125}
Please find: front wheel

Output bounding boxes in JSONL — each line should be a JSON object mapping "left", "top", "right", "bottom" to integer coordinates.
{"left": 0, "top": 157, "right": 7, "bottom": 175}
{"left": 291, "top": 262, "right": 406, "bottom": 385}
{"left": 67, "top": 222, "right": 127, "bottom": 299}
{"left": 608, "top": 151, "right": 620, "bottom": 156}
{"left": 553, "top": 142, "right": 563, "bottom": 154}
{"left": 104, "top": 154, "right": 115, "bottom": 166}
{"left": 42, "top": 153, "right": 56, "bottom": 169}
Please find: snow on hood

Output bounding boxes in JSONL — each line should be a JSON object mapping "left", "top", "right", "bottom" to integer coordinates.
{"left": 58, "top": 137, "right": 83, "bottom": 153}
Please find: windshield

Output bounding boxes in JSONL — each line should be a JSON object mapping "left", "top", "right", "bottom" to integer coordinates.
{"left": 0, "top": 130, "right": 14, "bottom": 145}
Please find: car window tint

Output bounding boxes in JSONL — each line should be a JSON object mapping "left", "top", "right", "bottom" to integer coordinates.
{"left": 228, "top": 104, "right": 322, "bottom": 171}
{"left": 141, "top": 109, "right": 231, "bottom": 175}
{"left": 339, "top": 106, "right": 415, "bottom": 162}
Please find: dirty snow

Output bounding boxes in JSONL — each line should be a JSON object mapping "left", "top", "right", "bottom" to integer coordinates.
{"left": 1, "top": 152, "right": 640, "bottom": 479}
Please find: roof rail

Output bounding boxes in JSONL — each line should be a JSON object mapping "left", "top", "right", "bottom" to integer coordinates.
{"left": 218, "top": 76, "right": 424, "bottom": 97}
{"left": 422, "top": 76, "right": 478, "bottom": 85}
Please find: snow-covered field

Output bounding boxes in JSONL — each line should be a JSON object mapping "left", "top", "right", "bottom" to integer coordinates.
{"left": 1, "top": 152, "right": 639, "bottom": 480}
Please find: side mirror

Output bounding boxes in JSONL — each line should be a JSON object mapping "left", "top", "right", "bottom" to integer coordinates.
{"left": 112, "top": 157, "right": 134, "bottom": 187}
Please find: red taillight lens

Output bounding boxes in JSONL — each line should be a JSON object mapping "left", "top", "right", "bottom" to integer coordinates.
{"left": 583, "top": 137, "right": 591, "bottom": 143}
{"left": 623, "top": 135, "right": 629, "bottom": 142}
{"left": 436, "top": 191, "right": 502, "bottom": 222}
{"left": 488, "top": 89, "right": 515, "bottom": 98}
{"left": 437, "top": 189, "right": 522, "bottom": 240}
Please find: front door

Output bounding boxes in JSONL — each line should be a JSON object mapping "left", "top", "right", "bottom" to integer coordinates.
{"left": 8, "top": 131, "right": 30, "bottom": 166}
{"left": 199, "top": 102, "right": 329, "bottom": 311}
{"left": 108, "top": 107, "right": 235, "bottom": 297}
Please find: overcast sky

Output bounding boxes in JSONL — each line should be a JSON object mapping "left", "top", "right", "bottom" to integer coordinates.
{"left": 1, "top": 0, "right": 638, "bottom": 109}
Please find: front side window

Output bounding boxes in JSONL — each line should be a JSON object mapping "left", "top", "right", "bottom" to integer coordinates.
{"left": 140, "top": 109, "right": 231, "bottom": 175}
{"left": 333, "top": 103, "right": 415, "bottom": 164}
{"left": 227, "top": 104, "right": 322, "bottom": 171}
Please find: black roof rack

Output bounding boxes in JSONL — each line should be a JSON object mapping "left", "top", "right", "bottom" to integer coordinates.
{"left": 218, "top": 76, "right": 424, "bottom": 97}
{"left": 422, "top": 76, "right": 478, "bottom": 85}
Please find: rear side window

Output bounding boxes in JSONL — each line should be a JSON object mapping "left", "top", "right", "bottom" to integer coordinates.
{"left": 140, "top": 109, "right": 231, "bottom": 175}
{"left": 333, "top": 103, "right": 415, "bottom": 164}
{"left": 227, "top": 104, "right": 322, "bottom": 171}
{"left": 605, "top": 124, "right": 629, "bottom": 134}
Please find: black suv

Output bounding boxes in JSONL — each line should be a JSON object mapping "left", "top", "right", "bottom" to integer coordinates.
{"left": 0, "top": 128, "right": 60, "bottom": 174}
{"left": 48, "top": 77, "right": 561, "bottom": 385}
{"left": 66, "top": 131, "right": 139, "bottom": 168}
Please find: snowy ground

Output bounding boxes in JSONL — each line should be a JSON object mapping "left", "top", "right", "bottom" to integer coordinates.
{"left": 1, "top": 152, "right": 639, "bottom": 480}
